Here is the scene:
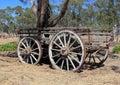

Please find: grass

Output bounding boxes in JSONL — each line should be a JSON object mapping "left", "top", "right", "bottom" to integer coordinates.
{"left": 113, "top": 45, "right": 120, "bottom": 53}
{"left": 0, "top": 42, "right": 18, "bottom": 51}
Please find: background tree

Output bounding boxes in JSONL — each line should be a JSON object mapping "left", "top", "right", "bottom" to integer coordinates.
{"left": 59, "top": 0, "right": 84, "bottom": 27}
{"left": 15, "top": 7, "right": 36, "bottom": 29}
{"left": 20, "top": 0, "right": 70, "bottom": 29}
{"left": 93, "top": 0, "right": 120, "bottom": 29}
{"left": 0, "top": 7, "right": 14, "bottom": 34}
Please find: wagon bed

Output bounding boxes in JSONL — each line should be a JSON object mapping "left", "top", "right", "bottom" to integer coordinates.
{"left": 17, "top": 27, "right": 112, "bottom": 71}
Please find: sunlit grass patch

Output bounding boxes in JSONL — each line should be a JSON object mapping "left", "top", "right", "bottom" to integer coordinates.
{"left": 113, "top": 45, "right": 120, "bottom": 53}
{"left": 0, "top": 42, "right": 18, "bottom": 51}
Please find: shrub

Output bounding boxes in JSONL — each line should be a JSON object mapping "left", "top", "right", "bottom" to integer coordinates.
{"left": 113, "top": 45, "right": 120, "bottom": 53}
{"left": 0, "top": 42, "right": 18, "bottom": 51}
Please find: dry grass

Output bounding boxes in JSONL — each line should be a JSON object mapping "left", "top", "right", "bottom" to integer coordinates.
{"left": 0, "top": 37, "right": 19, "bottom": 45}
{"left": 0, "top": 55, "right": 120, "bottom": 85}
{"left": 0, "top": 37, "right": 120, "bottom": 85}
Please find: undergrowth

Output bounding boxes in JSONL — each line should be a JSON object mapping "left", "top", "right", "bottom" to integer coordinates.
{"left": 113, "top": 45, "right": 120, "bottom": 53}
{"left": 0, "top": 42, "right": 17, "bottom": 51}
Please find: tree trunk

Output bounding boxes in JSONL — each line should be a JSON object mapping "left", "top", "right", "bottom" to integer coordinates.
{"left": 31, "top": 0, "right": 70, "bottom": 29}
{"left": 37, "top": 0, "right": 50, "bottom": 29}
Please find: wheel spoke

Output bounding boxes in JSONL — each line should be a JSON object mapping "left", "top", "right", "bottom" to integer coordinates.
{"left": 57, "top": 36, "right": 64, "bottom": 47}
{"left": 53, "top": 41, "right": 62, "bottom": 49}
{"left": 67, "top": 33, "right": 72, "bottom": 47}
{"left": 21, "top": 42, "right": 27, "bottom": 48}
{"left": 63, "top": 33, "right": 67, "bottom": 47}
{"left": 69, "top": 40, "right": 76, "bottom": 49}
{"left": 31, "top": 54, "right": 37, "bottom": 61}
{"left": 92, "top": 56, "right": 96, "bottom": 63}
{"left": 85, "top": 53, "right": 90, "bottom": 60}
{"left": 31, "top": 42, "right": 36, "bottom": 49}
{"left": 56, "top": 57, "right": 61, "bottom": 64}
{"left": 20, "top": 50, "right": 26, "bottom": 54}
{"left": 22, "top": 55, "right": 27, "bottom": 60}
{"left": 30, "top": 56, "right": 33, "bottom": 64}
{"left": 52, "top": 53, "right": 61, "bottom": 58}
{"left": 19, "top": 47, "right": 26, "bottom": 54}
{"left": 97, "top": 53, "right": 104, "bottom": 57}
{"left": 69, "top": 52, "right": 82, "bottom": 56}
{"left": 66, "top": 58, "right": 69, "bottom": 71}
{"left": 68, "top": 56, "right": 76, "bottom": 69}
{"left": 25, "top": 39, "right": 29, "bottom": 47}
{"left": 70, "top": 45, "right": 81, "bottom": 51}
{"left": 31, "top": 52, "right": 39, "bottom": 56}
{"left": 20, "top": 47, "right": 25, "bottom": 50}
{"left": 26, "top": 57, "right": 29, "bottom": 63}
{"left": 88, "top": 54, "right": 92, "bottom": 63}
{"left": 96, "top": 55, "right": 102, "bottom": 62}
{"left": 61, "top": 59, "right": 65, "bottom": 69}
{"left": 29, "top": 39, "right": 32, "bottom": 47}
{"left": 32, "top": 48, "right": 39, "bottom": 52}
{"left": 69, "top": 54, "right": 80, "bottom": 64}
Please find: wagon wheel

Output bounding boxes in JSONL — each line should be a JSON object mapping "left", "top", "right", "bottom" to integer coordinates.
{"left": 85, "top": 48, "right": 109, "bottom": 66}
{"left": 49, "top": 30, "right": 86, "bottom": 71}
{"left": 17, "top": 37, "right": 42, "bottom": 64}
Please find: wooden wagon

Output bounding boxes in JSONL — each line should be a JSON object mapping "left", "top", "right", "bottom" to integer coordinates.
{"left": 17, "top": 27, "right": 112, "bottom": 72}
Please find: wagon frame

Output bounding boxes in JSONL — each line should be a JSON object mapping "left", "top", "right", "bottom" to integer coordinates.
{"left": 17, "top": 27, "right": 112, "bottom": 72}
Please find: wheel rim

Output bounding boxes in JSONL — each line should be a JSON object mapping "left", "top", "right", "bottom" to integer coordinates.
{"left": 49, "top": 30, "right": 85, "bottom": 71}
{"left": 86, "top": 48, "right": 109, "bottom": 65}
{"left": 17, "top": 37, "right": 42, "bottom": 64}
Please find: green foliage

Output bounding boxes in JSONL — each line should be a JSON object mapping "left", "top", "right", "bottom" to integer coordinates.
{"left": 0, "top": 42, "right": 18, "bottom": 51}
{"left": 0, "top": 6, "right": 36, "bottom": 33}
{"left": 58, "top": 0, "right": 120, "bottom": 29}
{"left": 15, "top": 7, "right": 36, "bottom": 29}
{"left": 113, "top": 46, "right": 120, "bottom": 53}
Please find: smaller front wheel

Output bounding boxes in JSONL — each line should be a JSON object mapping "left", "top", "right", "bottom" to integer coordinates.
{"left": 85, "top": 48, "right": 109, "bottom": 65}
{"left": 17, "top": 37, "right": 42, "bottom": 64}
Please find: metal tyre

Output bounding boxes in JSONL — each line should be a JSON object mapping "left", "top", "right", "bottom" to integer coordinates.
{"left": 49, "top": 30, "right": 85, "bottom": 71}
{"left": 17, "top": 37, "right": 42, "bottom": 64}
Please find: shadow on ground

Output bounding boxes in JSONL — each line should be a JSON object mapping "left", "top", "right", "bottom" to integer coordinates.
{"left": 1, "top": 51, "right": 120, "bottom": 73}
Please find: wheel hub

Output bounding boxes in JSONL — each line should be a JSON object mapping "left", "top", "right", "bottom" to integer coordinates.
{"left": 25, "top": 47, "right": 32, "bottom": 55}
{"left": 61, "top": 47, "right": 69, "bottom": 56}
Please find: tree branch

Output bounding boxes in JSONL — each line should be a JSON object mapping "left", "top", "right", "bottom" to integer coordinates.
{"left": 48, "top": 0, "right": 70, "bottom": 27}
{"left": 30, "top": 0, "right": 37, "bottom": 16}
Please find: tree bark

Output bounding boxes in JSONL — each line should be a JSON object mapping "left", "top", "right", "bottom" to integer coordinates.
{"left": 37, "top": 0, "right": 51, "bottom": 29}
{"left": 30, "top": 0, "right": 37, "bottom": 16}
{"left": 30, "top": 0, "right": 70, "bottom": 29}
{"left": 48, "top": 0, "right": 70, "bottom": 27}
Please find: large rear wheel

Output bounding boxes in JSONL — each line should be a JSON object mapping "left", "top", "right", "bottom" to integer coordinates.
{"left": 49, "top": 30, "right": 86, "bottom": 71}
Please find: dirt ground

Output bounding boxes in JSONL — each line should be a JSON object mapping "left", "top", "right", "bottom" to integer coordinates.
{"left": 0, "top": 37, "right": 19, "bottom": 45}
{"left": 0, "top": 38, "right": 120, "bottom": 85}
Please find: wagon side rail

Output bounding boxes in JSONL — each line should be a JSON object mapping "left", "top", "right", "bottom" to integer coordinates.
{"left": 17, "top": 27, "right": 113, "bottom": 47}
